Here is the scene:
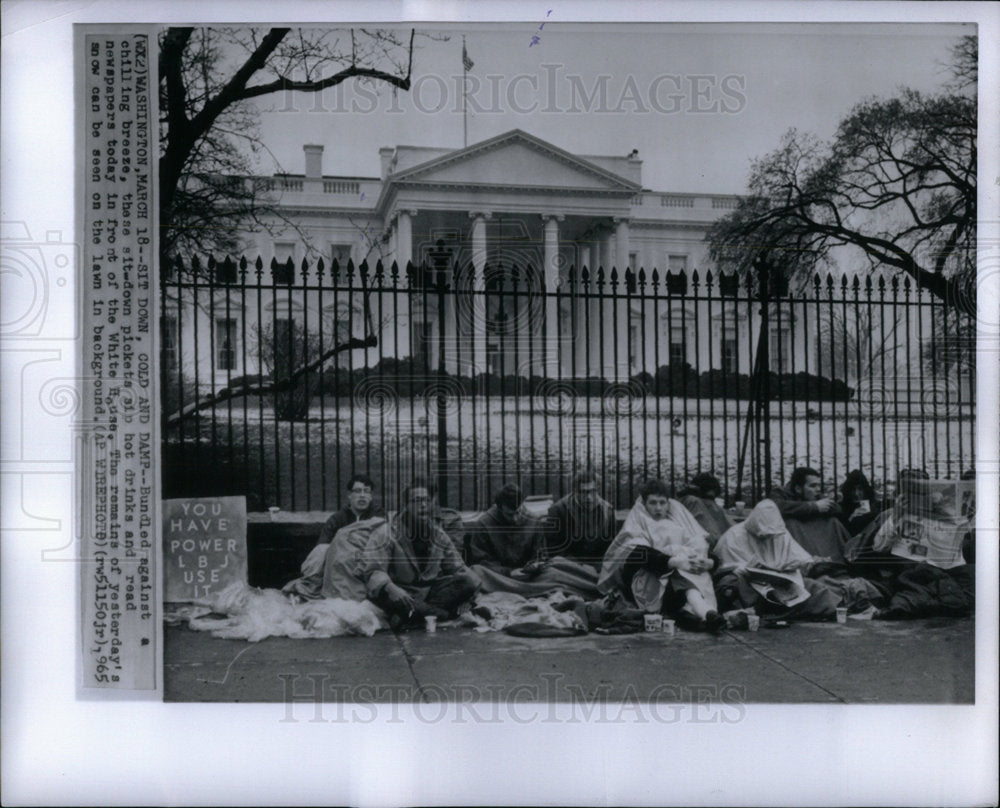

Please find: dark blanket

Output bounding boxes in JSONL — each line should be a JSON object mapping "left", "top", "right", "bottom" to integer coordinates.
{"left": 471, "top": 556, "right": 602, "bottom": 599}
{"left": 876, "top": 563, "right": 975, "bottom": 620}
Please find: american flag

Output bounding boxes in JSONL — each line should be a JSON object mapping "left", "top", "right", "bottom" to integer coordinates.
{"left": 462, "top": 41, "right": 474, "bottom": 71}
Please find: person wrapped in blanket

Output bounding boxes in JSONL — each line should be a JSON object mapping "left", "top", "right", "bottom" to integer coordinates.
{"left": 465, "top": 482, "right": 605, "bottom": 600}
{"left": 465, "top": 483, "right": 545, "bottom": 574}
{"left": 543, "top": 471, "right": 617, "bottom": 569}
{"left": 836, "top": 469, "right": 881, "bottom": 537}
{"left": 769, "top": 467, "right": 852, "bottom": 563}
{"left": 359, "top": 479, "right": 482, "bottom": 630}
{"left": 676, "top": 472, "right": 734, "bottom": 549}
{"left": 713, "top": 499, "right": 886, "bottom": 621}
{"left": 845, "top": 469, "right": 974, "bottom": 619}
{"left": 282, "top": 472, "right": 385, "bottom": 603}
{"left": 598, "top": 479, "right": 727, "bottom": 633}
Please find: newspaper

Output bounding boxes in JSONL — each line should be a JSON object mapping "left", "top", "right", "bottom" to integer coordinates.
{"left": 744, "top": 567, "right": 811, "bottom": 607}
{"left": 876, "top": 478, "right": 973, "bottom": 569}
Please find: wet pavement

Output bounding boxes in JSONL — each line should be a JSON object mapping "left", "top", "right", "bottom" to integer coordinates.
{"left": 164, "top": 615, "right": 975, "bottom": 705}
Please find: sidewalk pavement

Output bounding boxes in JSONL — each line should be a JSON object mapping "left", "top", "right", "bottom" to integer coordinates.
{"left": 164, "top": 616, "right": 974, "bottom": 705}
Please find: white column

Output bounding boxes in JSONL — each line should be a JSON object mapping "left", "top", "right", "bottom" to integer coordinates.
{"left": 469, "top": 211, "right": 491, "bottom": 373}
{"left": 395, "top": 208, "right": 416, "bottom": 269}
{"left": 541, "top": 214, "right": 564, "bottom": 377}
{"left": 614, "top": 217, "right": 630, "bottom": 272}
{"left": 611, "top": 217, "right": 631, "bottom": 380}
{"left": 387, "top": 218, "right": 397, "bottom": 270}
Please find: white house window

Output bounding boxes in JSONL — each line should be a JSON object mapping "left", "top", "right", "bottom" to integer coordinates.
{"left": 215, "top": 317, "right": 239, "bottom": 372}
{"left": 274, "top": 241, "right": 296, "bottom": 264}
{"left": 161, "top": 314, "right": 179, "bottom": 370}
{"left": 666, "top": 255, "right": 689, "bottom": 294}
{"left": 669, "top": 324, "right": 687, "bottom": 366}
{"left": 330, "top": 243, "right": 352, "bottom": 269}
{"left": 721, "top": 325, "right": 738, "bottom": 374}
{"left": 770, "top": 325, "right": 791, "bottom": 372}
{"left": 629, "top": 252, "right": 639, "bottom": 272}
{"left": 628, "top": 311, "right": 642, "bottom": 369}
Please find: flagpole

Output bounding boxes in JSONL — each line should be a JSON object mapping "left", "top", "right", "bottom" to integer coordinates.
{"left": 462, "top": 36, "right": 468, "bottom": 148}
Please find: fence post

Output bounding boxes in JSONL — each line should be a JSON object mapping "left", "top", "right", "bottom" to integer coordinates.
{"left": 429, "top": 243, "right": 452, "bottom": 503}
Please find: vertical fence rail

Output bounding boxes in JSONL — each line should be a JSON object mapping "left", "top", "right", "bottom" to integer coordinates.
{"left": 161, "top": 256, "right": 976, "bottom": 512}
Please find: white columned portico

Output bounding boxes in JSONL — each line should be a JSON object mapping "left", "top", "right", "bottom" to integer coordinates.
{"left": 469, "top": 211, "right": 492, "bottom": 373}
{"left": 541, "top": 213, "right": 564, "bottom": 376}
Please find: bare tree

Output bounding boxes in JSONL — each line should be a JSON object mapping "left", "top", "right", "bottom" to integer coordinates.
{"left": 708, "top": 36, "right": 976, "bottom": 317}
{"left": 159, "top": 26, "right": 440, "bottom": 425}
{"left": 815, "top": 300, "right": 905, "bottom": 386}
{"left": 158, "top": 26, "right": 419, "bottom": 263}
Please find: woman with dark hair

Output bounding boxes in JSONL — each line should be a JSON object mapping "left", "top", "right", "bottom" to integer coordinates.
{"left": 837, "top": 469, "right": 880, "bottom": 536}
{"left": 677, "top": 472, "right": 734, "bottom": 549}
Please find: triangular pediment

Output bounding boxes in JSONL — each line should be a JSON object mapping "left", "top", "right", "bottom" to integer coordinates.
{"left": 391, "top": 130, "right": 640, "bottom": 192}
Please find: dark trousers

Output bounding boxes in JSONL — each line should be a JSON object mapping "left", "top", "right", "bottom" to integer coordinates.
{"left": 373, "top": 572, "right": 480, "bottom": 622}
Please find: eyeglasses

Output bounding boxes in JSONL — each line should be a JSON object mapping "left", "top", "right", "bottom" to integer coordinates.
{"left": 349, "top": 486, "right": 373, "bottom": 495}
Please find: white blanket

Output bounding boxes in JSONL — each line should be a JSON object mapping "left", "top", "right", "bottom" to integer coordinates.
{"left": 186, "top": 582, "right": 387, "bottom": 642}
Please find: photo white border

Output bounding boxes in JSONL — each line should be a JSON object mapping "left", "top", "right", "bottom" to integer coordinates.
{"left": 2, "top": 1, "right": 997, "bottom": 806}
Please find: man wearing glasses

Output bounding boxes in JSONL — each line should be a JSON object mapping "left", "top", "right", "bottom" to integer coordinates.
{"left": 361, "top": 479, "right": 481, "bottom": 629}
{"left": 316, "top": 474, "right": 384, "bottom": 546}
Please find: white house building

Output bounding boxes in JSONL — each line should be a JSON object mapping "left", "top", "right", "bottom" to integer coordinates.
{"left": 163, "top": 129, "right": 951, "bottom": 401}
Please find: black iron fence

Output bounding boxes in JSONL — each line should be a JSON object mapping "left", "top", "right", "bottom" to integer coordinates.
{"left": 160, "top": 255, "right": 976, "bottom": 512}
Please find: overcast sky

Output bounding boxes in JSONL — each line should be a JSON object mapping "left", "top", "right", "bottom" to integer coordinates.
{"left": 253, "top": 22, "right": 972, "bottom": 195}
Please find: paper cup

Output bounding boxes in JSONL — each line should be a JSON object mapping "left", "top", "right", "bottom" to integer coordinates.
{"left": 835, "top": 607, "right": 848, "bottom": 624}
{"left": 424, "top": 615, "right": 437, "bottom": 633}
{"left": 644, "top": 614, "right": 663, "bottom": 632}
{"left": 746, "top": 614, "right": 760, "bottom": 632}
{"left": 734, "top": 501, "right": 746, "bottom": 515}
{"left": 661, "top": 618, "right": 676, "bottom": 638}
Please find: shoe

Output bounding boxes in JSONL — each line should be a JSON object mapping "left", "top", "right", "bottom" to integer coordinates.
{"left": 724, "top": 610, "right": 750, "bottom": 630}
{"left": 674, "top": 612, "right": 705, "bottom": 632}
{"left": 705, "top": 610, "right": 727, "bottom": 634}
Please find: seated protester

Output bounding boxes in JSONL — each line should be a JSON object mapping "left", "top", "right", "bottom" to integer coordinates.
{"left": 466, "top": 483, "right": 545, "bottom": 574}
{"left": 283, "top": 515, "right": 386, "bottom": 603}
{"left": 836, "top": 469, "right": 881, "bottom": 537}
{"left": 862, "top": 472, "right": 975, "bottom": 620}
{"left": 845, "top": 468, "right": 926, "bottom": 576}
{"left": 316, "top": 474, "right": 384, "bottom": 546}
{"left": 542, "top": 471, "right": 617, "bottom": 569}
{"left": 677, "top": 472, "right": 734, "bottom": 549}
{"left": 360, "top": 479, "right": 481, "bottom": 630}
{"left": 769, "top": 467, "right": 851, "bottom": 564}
{"left": 282, "top": 473, "right": 383, "bottom": 601}
{"left": 599, "top": 479, "right": 726, "bottom": 633}
{"left": 713, "top": 500, "right": 840, "bottom": 621}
